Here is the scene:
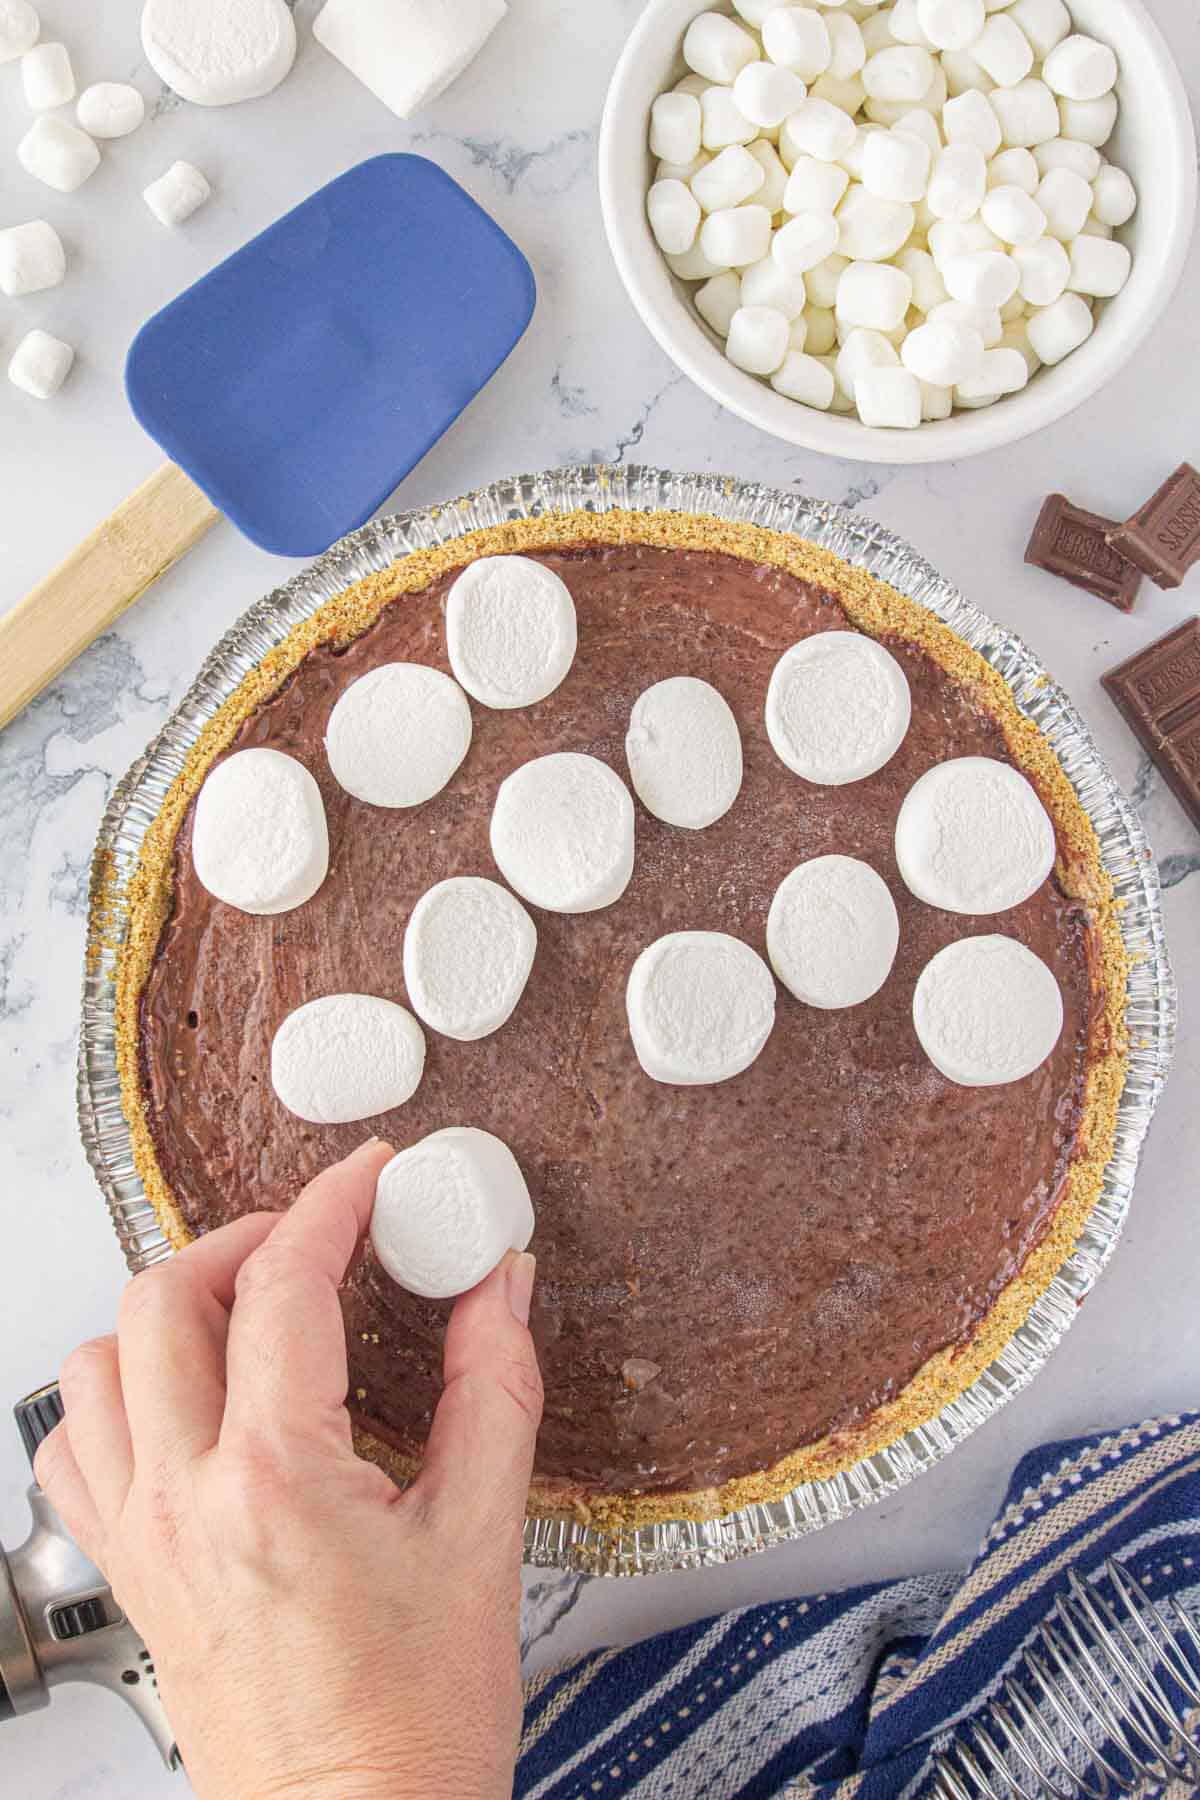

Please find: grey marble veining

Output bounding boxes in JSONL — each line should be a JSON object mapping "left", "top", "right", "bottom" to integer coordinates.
{"left": 2, "top": 1, "right": 1199, "bottom": 1794}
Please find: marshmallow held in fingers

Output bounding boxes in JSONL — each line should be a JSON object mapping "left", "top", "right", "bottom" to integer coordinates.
{"left": 625, "top": 676, "right": 743, "bottom": 829}
{"left": 446, "top": 555, "right": 577, "bottom": 709}
{"left": 403, "top": 876, "right": 536, "bottom": 1041}
{"left": 766, "top": 631, "right": 911, "bottom": 784}
{"left": 626, "top": 931, "right": 776, "bottom": 1085}
{"left": 325, "top": 663, "right": 472, "bottom": 807}
{"left": 768, "top": 855, "right": 899, "bottom": 1008}
{"left": 895, "top": 755, "right": 1056, "bottom": 913}
{"left": 271, "top": 994, "right": 425, "bottom": 1124}
{"left": 370, "top": 1128, "right": 534, "bottom": 1299}
{"left": 192, "top": 747, "right": 329, "bottom": 914}
{"left": 913, "top": 935, "right": 1063, "bottom": 1086}
{"left": 490, "top": 753, "right": 635, "bottom": 913}
{"left": 142, "top": 0, "right": 296, "bottom": 105}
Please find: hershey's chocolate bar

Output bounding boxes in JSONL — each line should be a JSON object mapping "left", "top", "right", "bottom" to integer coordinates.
{"left": 1025, "top": 493, "right": 1141, "bottom": 611}
{"left": 1102, "top": 616, "right": 1200, "bottom": 833}
{"left": 1107, "top": 462, "right": 1200, "bottom": 590}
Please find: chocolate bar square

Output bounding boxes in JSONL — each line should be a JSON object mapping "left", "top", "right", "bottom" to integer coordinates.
{"left": 1103, "top": 616, "right": 1200, "bottom": 833}
{"left": 1107, "top": 462, "right": 1200, "bottom": 590}
{"left": 1024, "top": 493, "right": 1141, "bottom": 612}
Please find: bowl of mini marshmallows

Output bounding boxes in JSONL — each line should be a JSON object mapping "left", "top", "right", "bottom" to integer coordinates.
{"left": 599, "top": 0, "right": 1194, "bottom": 460}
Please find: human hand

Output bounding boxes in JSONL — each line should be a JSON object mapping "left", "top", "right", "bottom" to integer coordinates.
{"left": 35, "top": 1139, "right": 542, "bottom": 1800}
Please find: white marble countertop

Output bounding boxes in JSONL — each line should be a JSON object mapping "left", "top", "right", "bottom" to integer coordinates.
{"left": 2, "top": 1, "right": 1198, "bottom": 1793}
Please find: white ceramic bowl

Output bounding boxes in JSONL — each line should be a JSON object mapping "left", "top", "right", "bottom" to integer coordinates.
{"left": 599, "top": 0, "right": 1195, "bottom": 463}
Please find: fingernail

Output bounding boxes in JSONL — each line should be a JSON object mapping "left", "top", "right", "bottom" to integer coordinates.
{"left": 507, "top": 1252, "right": 536, "bottom": 1326}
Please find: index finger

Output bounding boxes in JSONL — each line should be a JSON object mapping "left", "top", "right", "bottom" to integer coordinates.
{"left": 220, "top": 1138, "right": 392, "bottom": 1453}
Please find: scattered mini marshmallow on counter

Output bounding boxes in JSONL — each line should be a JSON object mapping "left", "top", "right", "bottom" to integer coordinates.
{"left": 766, "top": 631, "right": 911, "bottom": 784}
{"left": 8, "top": 328, "right": 73, "bottom": 399}
{"left": 767, "top": 854, "right": 899, "bottom": 1008}
{"left": 142, "top": 0, "right": 296, "bottom": 106}
{"left": 21, "top": 38, "right": 72, "bottom": 107}
{"left": 325, "top": 662, "right": 472, "bottom": 807}
{"left": 143, "top": 160, "right": 211, "bottom": 226}
{"left": 913, "top": 935, "right": 1064, "bottom": 1086}
{"left": 403, "top": 876, "right": 536, "bottom": 1041}
{"left": 626, "top": 930, "right": 776, "bottom": 1085}
{"left": 271, "top": 993, "right": 425, "bottom": 1124}
{"left": 0, "top": 0, "right": 38, "bottom": 63}
{"left": 76, "top": 82, "right": 145, "bottom": 138}
{"left": 491, "top": 752, "right": 635, "bottom": 913}
{"left": 18, "top": 116, "right": 100, "bottom": 193}
{"left": 446, "top": 555, "right": 577, "bottom": 709}
{"left": 0, "top": 219, "right": 64, "bottom": 296}
{"left": 895, "top": 756, "right": 1056, "bottom": 913}
{"left": 370, "top": 1127, "right": 533, "bottom": 1299}
{"left": 625, "top": 675, "right": 743, "bottom": 829}
{"left": 192, "top": 746, "right": 329, "bottom": 914}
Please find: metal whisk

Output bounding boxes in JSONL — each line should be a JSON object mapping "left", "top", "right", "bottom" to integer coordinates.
{"left": 931, "top": 1558, "right": 1200, "bottom": 1798}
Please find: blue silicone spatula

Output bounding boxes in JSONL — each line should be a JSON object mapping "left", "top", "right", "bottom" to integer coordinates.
{"left": 0, "top": 154, "right": 535, "bottom": 729}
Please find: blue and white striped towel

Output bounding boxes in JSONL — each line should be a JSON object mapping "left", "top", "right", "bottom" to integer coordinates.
{"left": 518, "top": 1412, "right": 1200, "bottom": 1798}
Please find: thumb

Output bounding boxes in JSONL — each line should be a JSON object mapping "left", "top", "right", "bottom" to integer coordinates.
{"left": 416, "top": 1251, "right": 542, "bottom": 1536}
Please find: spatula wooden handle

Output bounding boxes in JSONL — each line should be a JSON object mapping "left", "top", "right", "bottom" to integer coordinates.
{"left": 0, "top": 461, "right": 220, "bottom": 731}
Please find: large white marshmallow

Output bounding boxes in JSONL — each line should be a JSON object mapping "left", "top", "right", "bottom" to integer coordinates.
{"left": 371, "top": 1128, "right": 533, "bottom": 1299}
{"left": 625, "top": 675, "right": 743, "bottom": 829}
{"left": 0, "top": 0, "right": 38, "bottom": 63}
{"left": 773, "top": 210, "right": 840, "bottom": 273}
{"left": 76, "top": 82, "right": 145, "bottom": 138}
{"left": 8, "top": 328, "right": 73, "bottom": 400}
{"left": 626, "top": 931, "right": 776, "bottom": 1085}
{"left": 861, "top": 127, "right": 931, "bottom": 201}
{"left": 733, "top": 59, "right": 809, "bottom": 128}
{"left": 403, "top": 876, "right": 536, "bottom": 1041}
{"left": 271, "top": 993, "right": 425, "bottom": 1124}
{"left": 701, "top": 202, "right": 773, "bottom": 265}
{"left": 0, "top": 219, "right": 64, "bottom": 297}
{"left": 193, "top": 747, "right": 329, "bottom": 915}
{"left": 446, "top": 555, "right": 577, "bottom": 710}
{"left": 683, "top": 9, "right": 758, "bottom": 82}
{"left": 835, "top": 185, "right": 915, "bottom": 258}
{"left": 836, "top": 258, "right": 912, "bottom": 329}
{"left": 325, "top": 662, "right": 472, "bottom": 808}
{"left": 895, "top": 755, "right": 1055, "bottom": 912}
{"left": 650, "top": 91, "right": 702, "bottom": 165}
{"left": 913, "top": 935, "right": 1063, "bottom": 1086}
{"left": 766, "top": 630, "right": 911, "bottom": 783}
{"left": 692, "top": 144, "right": 765, "bottom": 212}
{"left": 648, "top": 177, "right": 701, "bottom": 254}
{"left": 767, "top": 854, "right": 899, "bottom": 1008}
{"left": 491, "top": 752, "right": 634, "bottom": 914}
{"left": 1025, "top": 289, "right": 1093, "bottom": 362}
{"left": 900, "top": 316, "right": 985, "bottom": 383}
{"left": 727, "top": 302, "right": 791, "bottom": 371}
{"left": 17, "top": 117, "right": 100, "bottom": 194}
{"left": 143, "top": 161, "right": 211, "bottom": 226}
{"left": 22, "top": 38, "right": 72, "bottom": 107}
{"left": 1043, "top": 33, "right": 1116, "bottom": 101}
{"left": 145, "top": 0, "right": 296, "bottom": 106}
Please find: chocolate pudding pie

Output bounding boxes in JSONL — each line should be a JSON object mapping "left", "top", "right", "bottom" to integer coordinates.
{"left": 116, "top": 510, "right": 1127, "bottom": 1528}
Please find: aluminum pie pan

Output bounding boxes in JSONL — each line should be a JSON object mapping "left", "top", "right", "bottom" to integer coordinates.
{"left": 77, "top": 463, "right": 1176, "bottom": 1578}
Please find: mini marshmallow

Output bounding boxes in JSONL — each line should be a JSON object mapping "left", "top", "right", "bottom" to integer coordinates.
{"left": 650, "top": 91, "right": 702, "bottom": 165}
{"left": 767, "top": 854, "right": 899, "bottom": 1007}
{"left": 835, "top": 326, "right": 900, "bottom": 399}
{"left": 1012, "top": 233, "right": 1070, "bottom": 304}
{"left": 150, "top": 0, "right": 297, "bottom": 106}
{"left": 979, "top": 183, "right": 1045, "bottom": 243}
{"left": 271, "top": 993, "right": 425, "bottom": 1124}
{"left": 921, "top": 379, "right": 954, "bottom": 417}
{"left": 954, "top": 343, "right": 1028, "bottom": 398}
{"left": 748, "top": 138, "right": 790, "bottom": 211}
{"left": 700, "top": 85, "right": 758, "bottom": 148}
{"left": 683, "top": 9, "right": 758, "bottom": 83}
{"left": 673, "top": 74, "right": 709, "bottom": 97}
{"left": 0, "top": 219, "right": 64, "bottom": 297}
{"left": 1043, "top": 32, "right": 1116, "bottom": 101}
{"left": 325, "top": 663, "right": 472, "bottom": 807}
{"left": 1036, "top": 166, "right": 1093, "bottom": 239}
{"left": 446, "top": 554, "right": 577, "bottom": 709}
{"left": 773, "top": 209, "right": 840, "bottom": 273}
{"left": 913, "top": 935, "right": 1063, "bottom": 1086}
{"left": 701, "top": 202, "right": 773, "bottom": 266}
{"left": 0, "top": 0, "right": 38, "bottom": 63}
{"left": 403, "top": 877, "right": 536, "bottom": 1040}
{"left": 766, "top": 631, "right": 911, "bottom": 783}
{"left": 1026, "top": 289, "right": 1094, "bottom": 362}
{"left": 1057, "top": 92, "right": 1116, "bottom": 146}
{"left": 695, "top": 269, "right": 743, "bottom": 334}
{"left": 626, "top": 931, "right": 776, "bottom": 1086}
{"left": 896, "top": 756, "right": 1055, "bottom": 912}
{"left": 942, "top": 89, "right": 1001, "bottom": 156}
{"left": 193, "top": 747, "right": 329, "bottom": 914}
{"left": 8, "top": 328, "right": 73, "bottom": 400}
{"left": 927, "top": 143, "right": 987, "bottom": 220}
{"left": 491, "top": 752, "right": 634, "bottom": 914}
{"left": 917, "top": 0, "right": 984, "bottom": 51}
{"left": 781, "top": 95, "right": 857, "bottom": 162}
{"left": 810, "top": 69, "right": 867, "bottom": 115}
{"left": 988, "top": 146, "right": 1039, "bottom": 193}
{"left": 762, "top": 6, "right": 831, "bottom": 80}
{"left": 855, "top": 362, "right": 921, "bottom": 425}
{"left": 658, "top": 152, "right": 710, "bottom": 185}
{"left": 900, "top": 316, "right": 985, "bottom": 383}
{"left": 372, "top": 1128, "right": 534, "bottom": 1302}
{"left": 731, "top": 0, "right": 777, "bottom": 22}
{"left": 1008, "top": 0, "right": 1071, "bottom": 59}
{"left": 819, "top": 352, "right": 855, "bottom": 411}
{"left": 1066, "top": 232, "right": 1130, "bottom": 297}
{"left": 1091, "top": 163, "right": 1136, "bottom": 227}
{"left": 22, "top": 39, "right": 72, "bottom": 107}
{"left": 625, "top": 676, "right": 743, "bottom": 829}
{"left": 805, "top": 250, "right": 848, "bottom": 305}
{"left": 666, "top": 239, "right": 725, "bottom": 280}
{"left": 726, "top": 302, "right": 792, "bottom": 371}
{"left": 1078, "top": 216, "right": 1112, "bottom": 237}
{"left": 990, "top": 78, "right": 1059, "bottom": 146}
{"left": 861, "top": 127, "right": 931, "bottom": 201}
{"left": 143, "top": 161, "right": 211, "bottom": 226}
{"left": 784, "top": 154, "right": 850, "bottom": 215}
{"left": 895, "top": 246, "right": 948, "bottom": 311}
{"left": 733, "top": 59, "right": 808, "bottom": 129}
{"left": 648, "top": 178, "right": 701, "bottom": 254}
{"left": 971, "top": 14, "right": 1033, "bottom": 87}
{"left": 76, "top": 82, "right": 145, "bottom": 138}
{"left": 692, "top": 144, "right": 765, "bottom": 211}
{"left": 860, "top": 10, "right": 900, "bottom": 56}
{"left": 802, "top": 303, "right": 837, "bottom": 352}
{"left": 863, "top": 44, "right": 936, "bottom": 103}
{"left": 836, "top": 258, "right": 912, "bottom": 329}
{"left": 740, "top": 254, "right": 807, "bottom": 317}
{"left": 835, "top": 186, "right": 915, "bottom": 258}
{"left": 1035, "top": 136, "right": 1100, "bottom": 180}
{"left": 940, "top": 46, "right": 993, "bottom": 96}
{"left": 893, "top": 107, "right": 942, "bottom": 154}
{"left": 837, "top": 123, "right": 880, "bottom": 181}
{"left": 17, "top": 117, "right": 100, "bottom": 194}
{"left": 941, "top": 247, "right": 1019, "bottom": 308}
{"left": 771, "top": 348, "right": 836, "bottom": 405}
{"left": 928, "top": 215, "right": 1001, "bottom": 263}
{"left": 826, "top": 12, "right": 867, "bottom": 79}
{"left": 928, "top": 297, "right": 1003, "bottom": 344}
{"left": 999, "top": 315, "right": 1041, "bottom": 373}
